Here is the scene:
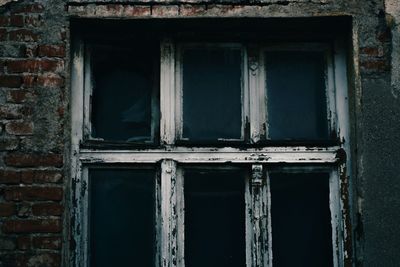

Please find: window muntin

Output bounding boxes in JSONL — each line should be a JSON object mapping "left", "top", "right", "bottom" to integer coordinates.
{"left": 71, "top": 33, "right": 350, "bottom": 267}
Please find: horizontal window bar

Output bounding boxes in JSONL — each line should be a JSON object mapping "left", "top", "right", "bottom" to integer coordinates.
{"left": 78, "top": 146, "right": 340, "bottom": 164}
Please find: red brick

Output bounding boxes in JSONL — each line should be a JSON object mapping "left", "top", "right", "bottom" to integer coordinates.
{"left": 33, "top": 236, "right": 61, "bottom": 250}
{"left": 124, "top": 6, "right": 151, "bottom": 17}
{"left": 20, "top": 170, "right": 63, "bottom": 184}
{"left": 4, "top": 187, "right": 63, "bottom": 201}
{"left": 360, "top": 59, "right": 390, "bottom": 72}
{"left": 0, "top": 137, "right": 19, "bottom": 151}
{"left": 0, "top": 203, "right": 16, "bottom": 217}
{"left": 4, "top": 153, "right": 63, "bottom": 167}
{"left": 0, "top": 28, "right": 7, "bottom": 41}
{"left": 22, "top": 75, "right": 36, "bottom": 87}
{"left": 152, "top": 5, "right": 179, "bottom": 17}
{"left": 7, "top": 59, "right": 64, "bottom": 73}
{"left": 180, "top": 5, "right": 207, "bottom": 16}
{"left": 37, "top": 45, "right": 66, "bottom": 58}
{"left": 9, "top": 29, "right": 38, "bottom": 42}
{"left": 12, "top": 3, "right": 44, "bottom": 14}
{"left": 32, "top": 203, "right": 63, "bottom": 216}
{"left": 2, "top": 219, "right": 61, "bottom": 233}
{"left": 0, "top": 105, "right": 31, "bottom": 119}
{"left": 16, "top": 236, "right": 31, "bottom": 250}
{"left": 0, "top": 170, "right": 21, "bottom": 184}
{"left": 0, "top": 75, "right": 22, "bottom": 88}
{"left": 0, "top": 16, "right": 10, "bottom": 26}
{"left": 7, "top": 90, "right": 34, "bottom": 103}
{"left": 360, "top": 47, "right": 381, "bottom": 57}
{"left": 5, "top": 121, "right": 33, "bottom": 135}
{"left": 37, "top": 74, "right": 64, "bottom": 87}
{"left": 10, "top": 15, "right": 24, "bottom": 27}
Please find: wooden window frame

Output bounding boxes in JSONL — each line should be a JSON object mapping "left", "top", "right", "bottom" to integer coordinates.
{"left": 70, "top": 34, "right": 352, "bottom": 267}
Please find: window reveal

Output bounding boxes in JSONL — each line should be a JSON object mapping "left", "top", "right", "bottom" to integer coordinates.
{"left": 71, "top": 32, "right": 351, "bottom": 267}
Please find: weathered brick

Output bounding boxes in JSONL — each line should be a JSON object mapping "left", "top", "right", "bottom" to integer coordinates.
{"left": 32, "top": 203, "right": 63, "bottom": 216}
{"left": 0, "top": 170, "right": 21, "bottom": 184}
{"left": 0, "top": 16, "right": 10, "bottom": 26}
{"left": 33, "top": 236, "right": 61, "bottom": 250}
{"left": 360, "top": 59, "right": 390, "bottom": 72}
{"left": 25, "top": 15, "right": 43, "bottom": 27}
{"left": 17, "top": 202, "right": 31, "bottom": 218}
{"left": 0, "top": 75, "right": 22, "bottom": 88}
{"left": 0, "top": 237, "right": 16, "bottom": 250}
{"left": 4, "top": 153, "right": 63, "bottom": 167}
{"left": 0, "top": 203, "right": 16, "bottom": 217}
{"left": 7, "top": 59, "right": 64, "bottom": 73}
{"left": 9, "top": 29, "right": 38, "bottom": 42}
{"left": 17, "top": 236, "right": 31, "bottom": 250}
{"left": 179, "top": 5, "right": 207, "bottom": 16}
{"left": 37, "top": 45, "right": 66, "bottom": 58}
{"left": 0, "top": 105, "right": 31, "bottom": 119}
{"left": 2, "top": 219, "right": 61, "bottom": 233}
{"left": 10, "top": 15, "right": 24, "bottom": 27}
{"left": 20, "top": 170, "right": 63, "bottom": 184}
{"left": 4, "top": 187, "right": 63, "bottom": 201}
{"left": 7, "top": 89, "right": 34, "bottom": 103}
{"left": 37, "top": 74, "right": 64, "bottom": 87}
{"left": 152, "top": 5, "right": 179, "bottom": 17}
{"left": 0, "top": 137, "right": 19, "bottom": 151}
{"left": 360, "top": 47, "right": 382, "bottom": 57}
{"left": 26, "top": 253, "right": 61, "bottom": 267}
{"left": 12, "top": 3, "right": 44, "bottom": 14}
{"left": 5, "top": 121, "right": 34, "bottom": 135}
{"left": 22, "top": 75, "right": 36, "bottom": 87}
{"left": 0, "top": 28, "right": 7, "bottom": 41}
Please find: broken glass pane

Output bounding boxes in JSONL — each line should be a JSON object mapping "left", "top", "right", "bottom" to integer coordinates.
{"left": 270, "top": 171, "right": 333, "bottom": 267}
{"left": 184, "top": 168, "right": 245, "bottom": 267}
{"left": 265, "top": 51, "right": 329, "bottom": 140}
{"left": 89, "top": 168, "right": 155, "bottom": 267}
{"left": 91, "top": 43, "right": 157, "bottom": 142}
{"left": 182, "top": 47, "right": 242, "bottom": 142}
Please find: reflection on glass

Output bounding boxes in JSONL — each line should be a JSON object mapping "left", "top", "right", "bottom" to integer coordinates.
{"left": 266, "top": 51, "right": 328, "bottom": 140}
{"left": 184, "top": 168, "right": 246, "bottom": 267}
{"left": 270, "top": 171, "right": 333, "bottom": 267}
{"left": 182, "top": 48, "right": 242, "bottom": 142}
{"left": 91, "top": 43, "right": 157, "bottom": 142}
{"left": 89, "top": 168, "right": 155, "bottom": 267}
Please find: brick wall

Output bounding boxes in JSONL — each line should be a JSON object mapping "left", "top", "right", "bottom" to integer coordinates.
{"left": 0, "top": 0, "right": 399, "bottom": 266}
{"left": 0, "top": 1, "right": 65, "bottom": 266}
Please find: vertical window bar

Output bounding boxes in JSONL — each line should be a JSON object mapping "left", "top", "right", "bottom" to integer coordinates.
{"left": 160, "top": 160, "right": 180, "bottom": 266}
{"left": 160, "top": 39, "right": 176, "bottom": 145}
{"left": 248, "top": 164, "right": 270, "bottom": 266}
{"left": 325, "top": 48, "right": 337, "bottom": 139}
{"left": 329, "top": 169, "right": 344, "bottom": 267}
{"left": 249, "top": 46, "right": 266, "bottom": 143}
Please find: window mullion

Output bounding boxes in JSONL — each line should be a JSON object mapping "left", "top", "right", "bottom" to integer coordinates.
{"left": 247, "top": 164, "right": 271, "bottom": 267}
{"left": 160, "top": 39, "right": 176, "bottom": 145}
{"left": 249, "top": 46, "right": 266, "bottom": 143}
{"left": 160, "top": 159, "right": 182, "bottom": 266}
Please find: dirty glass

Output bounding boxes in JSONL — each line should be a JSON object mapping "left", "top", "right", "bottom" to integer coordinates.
{"left": 270, "top": 171, "right": 333, "bottom": 267}
{"left": 89, "top": 168, "right": 155, "bottom": 267}
{"left": 182, "top": 47, "right": 242, "bottom": 142}
{"left": 91, "top": 43, "right": 157, "bottom": 142}
{"left": 184, "top": 168, "right": 245, "bottom": 267}
{"left": 265, "top": 51, "right": 329, "bottom": 140}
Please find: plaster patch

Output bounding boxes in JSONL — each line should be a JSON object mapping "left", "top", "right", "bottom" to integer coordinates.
{"left": 385, "top": 0, "right": 400, "bottom": 98}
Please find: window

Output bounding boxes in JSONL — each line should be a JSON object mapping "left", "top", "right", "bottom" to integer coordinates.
{"left": 71, "top": 20, "right": 351, "bottom": 267}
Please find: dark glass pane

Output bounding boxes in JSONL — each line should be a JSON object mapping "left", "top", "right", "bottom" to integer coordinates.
{"left": 266, "top": 51, "right": 328, "bottom": 140}
{"left": 89, "top": 168, "right": 155, "bottom": 267}
{"left": 91, "top": 43, "right": 157, "bottom": 142}
{"left": 184, "top": 168, "right": 245, "bottom": 267}
{"left": 270, "top": 172, "right": 333, "bottom": 267}
{"left": 182, "top": 48, "right": 242, "bottom": 141}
